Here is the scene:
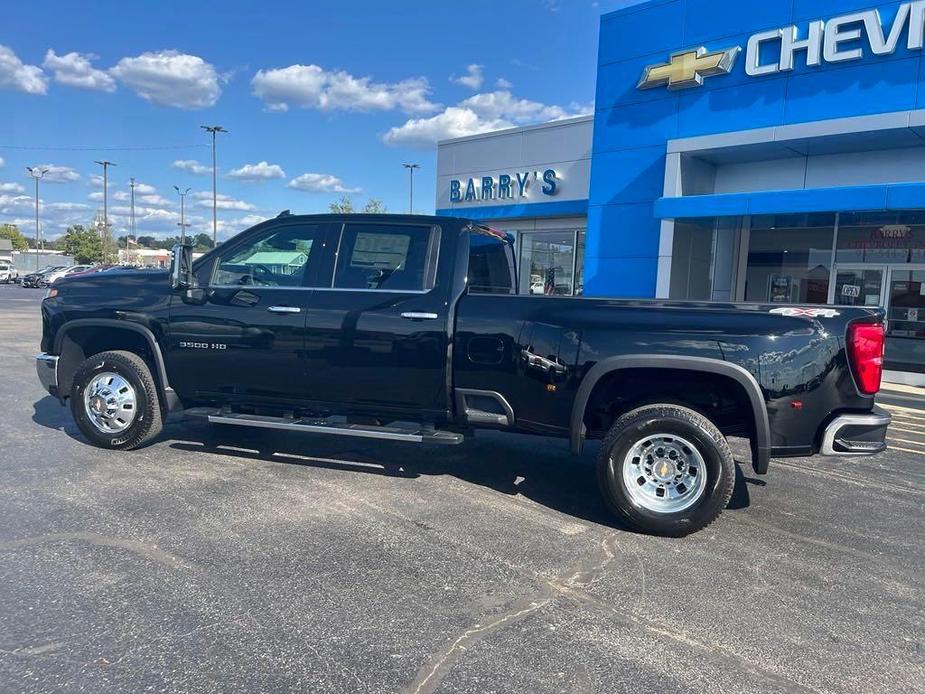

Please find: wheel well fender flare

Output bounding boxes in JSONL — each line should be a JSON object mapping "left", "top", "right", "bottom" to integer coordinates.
{"left": 53, "top": 319, "right": 179, "bottom": 410}
{"left": 569, "top": 354, "right": 770, "bottom": 474}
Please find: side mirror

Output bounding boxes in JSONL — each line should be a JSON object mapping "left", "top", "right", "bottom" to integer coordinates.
{"left": 170, "top": 244, "right": 194, "bottom": 289}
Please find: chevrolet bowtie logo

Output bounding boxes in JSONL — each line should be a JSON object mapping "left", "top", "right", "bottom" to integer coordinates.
{"left": 638, "top": 46, "right": 741, "bottom": 91}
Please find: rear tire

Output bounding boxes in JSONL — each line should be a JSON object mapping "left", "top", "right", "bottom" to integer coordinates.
{"left": 597, "top": 404, "right": 735, "bottom": 537}
{"left": 70, "top": 350, "right": 163, "bottom": 450}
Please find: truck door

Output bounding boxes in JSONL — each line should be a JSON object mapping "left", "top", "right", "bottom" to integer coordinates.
{"left": 166, "top": 221, "right": 337, "bottom": 403}
{"left": 302, "top": 221, "right": 452, "bottom": 420}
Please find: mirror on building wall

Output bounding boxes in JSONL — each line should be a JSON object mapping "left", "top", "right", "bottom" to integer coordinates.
{"left": 745, "top": 214, "right": 836, "bottom": 305}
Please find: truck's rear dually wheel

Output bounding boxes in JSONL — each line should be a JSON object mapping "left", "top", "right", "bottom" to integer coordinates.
{"left": 597, "top": 404, "right": 735, "bottom": 537}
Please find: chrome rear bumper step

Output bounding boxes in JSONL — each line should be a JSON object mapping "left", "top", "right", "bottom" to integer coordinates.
{"left": 206, "top": 412, "right": 464, "bottom": 445}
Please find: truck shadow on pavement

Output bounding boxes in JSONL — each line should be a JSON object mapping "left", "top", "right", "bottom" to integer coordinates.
{"left": 32, "top": 397, "right": 758, "bottom": 532}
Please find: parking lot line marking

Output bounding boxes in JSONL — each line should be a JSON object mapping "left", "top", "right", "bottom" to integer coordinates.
{"left": 879, "top": 403, "right": 925, "bottom": 416}
{"left": 889, "top": 445, "right": 925, "bottom": 456}
{"left": 887, "top": 425, "right": 925, "bottom": 435}
{"left": 887, "top": 436, "right": 925, "bottom": 449}
{"left": 888, "top": 414, "right": 925, "bottom": 425}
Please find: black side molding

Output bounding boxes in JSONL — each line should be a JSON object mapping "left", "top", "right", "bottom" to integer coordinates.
{"left": 569, "top": 354, "right": 771, "bottom": 475}
{"left": 53, "top": 318, "right": 181, "bottom": 412}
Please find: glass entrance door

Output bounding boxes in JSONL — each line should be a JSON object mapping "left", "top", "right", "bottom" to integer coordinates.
{"left": 884, "top": 266, "right": 925, "bottom": 373}
{"left": 829, "top": 266, "right": 887, "bottom": 307}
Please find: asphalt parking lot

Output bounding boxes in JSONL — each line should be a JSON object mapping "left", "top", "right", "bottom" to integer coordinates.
{"left": 1, "top": 284, "right": 923, "bottom": 694}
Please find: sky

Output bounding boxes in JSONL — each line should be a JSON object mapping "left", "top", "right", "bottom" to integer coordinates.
{"left": 0, "top": 0, "right": 632, "bottom": 241}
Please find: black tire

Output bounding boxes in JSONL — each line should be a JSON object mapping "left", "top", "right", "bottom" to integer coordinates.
{"left": 70, "top": 350, "right": 163, "bottom": 450}
{"left": 597, "top": 404, "right": 735, "bottom": 537}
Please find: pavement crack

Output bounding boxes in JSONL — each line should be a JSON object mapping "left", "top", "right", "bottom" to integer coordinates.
{"left": 406, "top": 595, "right": 554, "bottom": 694}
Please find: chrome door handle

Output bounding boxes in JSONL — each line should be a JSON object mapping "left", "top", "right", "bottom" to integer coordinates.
{"left": 267, "top": 305, "right": 301, "bottom": 314}
{"left": 401, "top": 312, "right": 439, "bottom": 320}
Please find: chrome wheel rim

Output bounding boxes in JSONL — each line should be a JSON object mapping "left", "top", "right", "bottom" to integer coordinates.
{"left": 620, "top": 433, "right": 707, "bottom": 514}
{"left": 83, "top": 372, "right": 137, "bottom": 434}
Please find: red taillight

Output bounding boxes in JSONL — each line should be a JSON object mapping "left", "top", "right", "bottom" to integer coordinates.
{"left": 847, "top": 323, "right": 885, "bottom": 395}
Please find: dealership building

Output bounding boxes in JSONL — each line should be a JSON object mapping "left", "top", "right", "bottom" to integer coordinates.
{"left": 436, "top": 0, "right": 925, "bottom": 384}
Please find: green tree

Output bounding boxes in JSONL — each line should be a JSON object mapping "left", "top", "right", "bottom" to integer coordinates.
{"left": 329, "top": 196, "right": 354, "bottom": 213}
{"left": 0, "top": 224, "right": 29, "bottom": 251}
{"left": 328, "top": 197, "right": 387, "bottom": 214}
{"left": 193, "top": 233, "right": 214, "bottom": 251}
{"left": 62, "top": 224, "right": 103, "bottom": 264}
{"left": 362, "top": 199, "right": 387, "bottom": 214}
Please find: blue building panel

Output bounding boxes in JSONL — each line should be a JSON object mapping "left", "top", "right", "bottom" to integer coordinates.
{"left": 587, "top": 0, "right": 925, "bottom": 298}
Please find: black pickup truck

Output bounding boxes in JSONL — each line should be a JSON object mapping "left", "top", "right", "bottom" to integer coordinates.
{"left": 36, "top": 213, "right": 891, "bottom": 535}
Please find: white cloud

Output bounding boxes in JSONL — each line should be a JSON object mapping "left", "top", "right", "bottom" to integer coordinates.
{"left": 42, "top": 50, "right": 116, "bottom": 92}
{"left": 209, "top": 213, "right": 268, "bottom": 239}
{"left": 287, "top": 173, "right": 360, "bottom": 194}
{"left": 112, "top": 182, "right": 158, "bottom": 201}
{"left": 110, "top": 50, "right": 221, "bottom": 109}
{"left": 0, "top": 45, "right": 47, "bottom": 95}
{"left": 88, "top": 191, "right": 104, "bottom": 202}
{"left": 496, "top": 77, "right": 512, "bottom": 89}
{"left": 0, "top": 157, "right": 4, "bottom": 167}
{"left": 383, "top": 107, "right": 509, "bottom": 149}
{"left": 453, "top": 64, "right": 484, "bottom": 90}
{"left": 0, "top": 182, "right": 24, "bottom": 194}
{"left": 172, "top": 159, "right": 211, "bottom": 175}
{"left": 192, "top": 192, "right": 255, "bottom": 211}
{"left": 251, "top": 64, "right": 437, "bottom": 114}
{"left": 89, "top": 174, "right": 104, "bottom": 187}
{"left": 227, "top": 161, "right": 285, "bottom": 181}
{"left": 383, "top": 90, "right": 592, "bottom": 149}
{"left": 134, "top": 182, "right": 157, "bottom": 195}
{"left": 459, "top": 90, "right": 576, "bottom": 123}
{"left": 138, "top": 193, "right": 173, "bottom": 207}
{"left": 35, "top": 164, "right": 81, "bottom": 183}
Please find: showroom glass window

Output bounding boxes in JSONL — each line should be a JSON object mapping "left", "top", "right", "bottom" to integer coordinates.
{"left": 518, "top": 230, "right": 584, "bottom": 296}
{"left": 745, "top": 214, "right": 836, "bottom": 304}
{"left": 836, "top": 211, "right": 925, "bottom": 264}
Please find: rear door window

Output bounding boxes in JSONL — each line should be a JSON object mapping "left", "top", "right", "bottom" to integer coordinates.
{"left": 333, "top": 223, "right": 437, "bottom": 291}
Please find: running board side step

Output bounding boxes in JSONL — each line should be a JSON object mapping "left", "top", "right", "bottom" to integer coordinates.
{"left": 207, "top": 412, "right": 464, "bottom": 445}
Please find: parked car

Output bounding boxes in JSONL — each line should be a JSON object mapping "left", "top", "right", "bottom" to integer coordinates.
{"left": 21, "top": 265, "right": 65, "bottom": 288}
{"left": 45, "top": 265, "right": 93, "bottom": 285}
{"left": 35, "top": 214, "right": 891, "bottom": 536}
{"left": 0, "top": 261, "right": 19, "bottom": 284}
{"left": 64, "top": 264, "right": 117, "bottom": 278}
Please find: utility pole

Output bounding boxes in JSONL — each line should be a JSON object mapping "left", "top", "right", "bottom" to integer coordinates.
{"left": 129, "top": 177, "right": 137, "bottom": 243}
{"left": 94, "top": 160, "right": 116, "bottom": 251}
{"left": 173, "top": 186, "right": 191, "bottom": 244}
{"left": 26, "top": 166, "right": 48, "bottom": 271}
{"left": 403, "top": 163, "right": 419, "bottom": 214}
{"left": 201, "top": 125, "right": 227, "bottom": 247}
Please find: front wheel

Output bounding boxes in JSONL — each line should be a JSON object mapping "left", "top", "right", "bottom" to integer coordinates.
{"left": 597, "top": 405, "right": 735, "bottom": 537}
{"left": 70, "top": 350, "right": 163, "bottom": 450}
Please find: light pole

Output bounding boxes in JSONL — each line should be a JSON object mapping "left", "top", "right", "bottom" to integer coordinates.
{"left": 402, "top": 163, "right": 419, "bottom": 214}
{"left": 26, "top": 167, "right": 48, "bottom": 271}
{"left": 173, "top": 186, "right": 191, "bottom": 244}
{"left": 129, "top": 177, "right": 137, "bottom": 243}
{"left": 94, "top": 160, "right": 116, "bottom": 247}
{"left": 201, "top": 125, "right": 227, "bottom": 247}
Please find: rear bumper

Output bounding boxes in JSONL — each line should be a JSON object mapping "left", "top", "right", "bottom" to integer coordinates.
{"left": 36, "top": 353, "right": 59, "bottom": 397}
{"left": 820, "top": 407, "right": 891, "bottom": 456}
